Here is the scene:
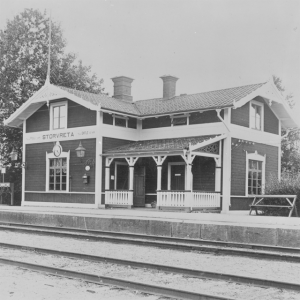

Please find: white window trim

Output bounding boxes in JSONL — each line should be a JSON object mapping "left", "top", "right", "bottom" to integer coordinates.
{"left": 113, "top": 114, "right": 129, "bottom": 128}
{"left": 114, "top": 161, "right": 129, "bottom": 190}
{"left": 46, "top": 150, "right": 70, "bottom": 192}
{"left": 50, "top": 101, "right": 68, "bottom": 130}
{"left": 168, "top": 162, "right": 187, "bottom": 190}
{"left": 249, "top": 100, "right": 264, "bottom": 131}
{"left": 245, "top": 151, "right": 266, "bottom": 196}
{"left": 170, "top": 114, "right": 190, "bottom": 127}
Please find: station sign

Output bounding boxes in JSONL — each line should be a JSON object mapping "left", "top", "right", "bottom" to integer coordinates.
{"left": 24, "top": 126, "right": 98, "bottom": 144}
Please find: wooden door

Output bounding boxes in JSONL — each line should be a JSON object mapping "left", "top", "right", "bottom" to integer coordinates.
{"left": 171, "top": 164, "right": 185, "bottom": 190}
{"left": 133, "top": 166, "right": 145, "bottom": 207}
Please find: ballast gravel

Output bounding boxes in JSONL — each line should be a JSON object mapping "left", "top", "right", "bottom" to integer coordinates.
{"left": 0, "top": 230, "right": 299, "bottom": 284}
{"left": 0, "top": 247, "right": 300, "bottom": 300}
{"left": 0, "top": 264, "right": 160, "bottom": 300}
{"left": 0, "top": 230, "right": 300, "bottom": 299}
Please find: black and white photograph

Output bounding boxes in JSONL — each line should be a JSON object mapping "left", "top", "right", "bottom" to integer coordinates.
{"left": 0, "top": 0, "right": 300, "bottom": 299}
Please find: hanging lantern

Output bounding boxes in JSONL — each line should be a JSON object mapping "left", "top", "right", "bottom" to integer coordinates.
{"left": 10, "top": 148, "right": 18, "bottom": 161}
{"left": 75, "top": 142, "right": 86, "bottom": 158}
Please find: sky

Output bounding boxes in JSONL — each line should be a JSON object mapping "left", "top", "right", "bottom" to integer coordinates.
{"left": 0, "top": 0, "right": 299, "bottom": 113}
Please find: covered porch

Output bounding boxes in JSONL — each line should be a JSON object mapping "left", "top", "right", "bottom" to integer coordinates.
{"left": 103, "top": 134, "right": 226, "bottom": 212}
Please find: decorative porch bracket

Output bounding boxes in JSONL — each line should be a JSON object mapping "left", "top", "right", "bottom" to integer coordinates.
{"left": 125, "top": 157, "right": 139, "bottom": 191}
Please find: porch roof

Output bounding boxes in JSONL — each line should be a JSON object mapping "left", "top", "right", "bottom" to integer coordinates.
{"left": 103, "top": 134, "right": 223, "bottom": 156}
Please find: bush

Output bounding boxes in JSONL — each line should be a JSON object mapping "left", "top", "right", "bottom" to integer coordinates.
{"left": 263, "top": 171, "right": 300, "bottom": 217}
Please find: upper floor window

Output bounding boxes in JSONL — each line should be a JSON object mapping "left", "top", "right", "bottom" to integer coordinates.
{"left": 250, "top": 101, "right": 264, "bottom": 131}
{"left": 102, "top": 112, "right": 137, "bottom": 129}
{"left": 171, "top": 114, "right": 189, "bottom": 126}
{"left": 50, "top": 101, "right": 68, "bottom": 130}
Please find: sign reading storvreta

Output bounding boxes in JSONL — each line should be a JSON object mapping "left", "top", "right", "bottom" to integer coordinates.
{"left": 24, "top": 126, "right": 98, "bottom": 144}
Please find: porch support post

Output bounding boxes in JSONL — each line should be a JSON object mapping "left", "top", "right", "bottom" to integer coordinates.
{"left": 181, "top": 151, "right": 195, "bottom": 211}
{"left": 152, "top": 156, "right": 167, "bottom": 209}
{"left": 125, "top": 157, "right": 138, "bottom": 208}
{"left": 214, "top": 142, "right": 222, "bottom": 192}
{"left": 105, "top": 157, "right": 114, "bottom": 191}
{"left": 222, "top": 108, "right": 231, "bottom": 213}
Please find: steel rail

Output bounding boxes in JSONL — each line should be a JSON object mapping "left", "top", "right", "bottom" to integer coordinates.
{"left": 0, "top": 257, "right": 232, "bottom": 300}
{"left": 1, "top": 221, "right": 299, "bottom": 254}
{"left": 1, "top": 241, "right": 300, "bottom": 291}
{"left": 0, "top": 224, "right": 300, "bottom": 263}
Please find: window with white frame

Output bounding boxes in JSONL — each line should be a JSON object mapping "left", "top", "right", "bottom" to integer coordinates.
{"left": 46, "top": 151, "right": 70, "bottom": 192}
{"left": 50, "top": 101, "right": 68, "bottom": 130}
{"left": 246, "top": 151, "right": 265, "bottom": 196}
{"left": 250, "top": 101, "right": 264, "bottom": 131}
{"left": 171, "top": 114, "right": 189, "bottom": 126}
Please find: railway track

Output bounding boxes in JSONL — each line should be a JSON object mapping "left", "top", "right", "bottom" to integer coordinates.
{"left": 0, "top": 223, "right": 300, "bottom": 299}
{"left": 0, "top": 222, "right": 299, "bottom": 263}
{"left": 0, "top": 241, "right": 300, "bottom": 291}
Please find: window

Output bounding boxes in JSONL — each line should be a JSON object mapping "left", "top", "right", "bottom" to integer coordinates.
{"left": 50, "top": 101, "right": 68, "bottom": 130}
{"left": 46, "top": 150, "right": 70, "bottom": 192}
{"left": 115, "top": 116, "right": 126, "bottom": 127}
{"left": 171, "top": 114, "right": 189, "bottom": 127}
{"left": 246, "top": 151, "right": 265, "bottom": 196}
{"left": 103, "top": 113, "right": 137, "bottom": 129}
{"left": 250, "top": 101, "right": 263, "bottom": 131}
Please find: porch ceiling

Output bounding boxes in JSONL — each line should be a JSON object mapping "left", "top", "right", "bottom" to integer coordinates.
{"left": 103, "top": 135, "right": 223, "bottom": 156}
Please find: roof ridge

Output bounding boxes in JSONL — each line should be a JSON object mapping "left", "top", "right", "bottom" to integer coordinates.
{"left": 134, "top": 82, "right": 266, "bottom": 103}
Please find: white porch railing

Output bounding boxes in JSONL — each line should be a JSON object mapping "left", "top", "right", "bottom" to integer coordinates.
{"left": 157, "top": 190, "right": 188, "bottom": 207}
{"left": 105, "top": 190, "right": 133, "bottom": 206}
{"left": 157, "top": 190, "right": 220, "bottom": 209}
{"left": 192, "top": 191, "right": 220, "bottom": 208}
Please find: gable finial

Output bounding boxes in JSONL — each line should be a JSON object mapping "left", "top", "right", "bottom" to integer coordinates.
{"left": 45, "top": 11, "right": 52, "bottom": 85}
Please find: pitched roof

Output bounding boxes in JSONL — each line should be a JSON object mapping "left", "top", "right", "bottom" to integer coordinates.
{"left": 57, "top": 82, "right": 266, "bottom": 117}
{"left": 135, "top": 82, "right": 266, "bottom": 116}
{"left": 57, "top": 86, "right": 140, "bottom": 116}
{"left": 104, "top": 135, "right": 220, "bottom": 154}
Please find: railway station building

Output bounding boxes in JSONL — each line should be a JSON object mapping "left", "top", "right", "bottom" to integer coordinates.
{"left": 4, "top": 75, "right": 297, "bottom": 213}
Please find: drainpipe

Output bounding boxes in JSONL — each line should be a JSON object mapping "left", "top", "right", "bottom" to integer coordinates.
{"left": 216, "top": 109, "right": 230, "bottom": 132}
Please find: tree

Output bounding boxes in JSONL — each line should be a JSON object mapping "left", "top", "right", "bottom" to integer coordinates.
{"left": 0, "top": 9, "right": 104, "bottom": 202}
{"left": 273, "top": 75, "right": 300, "bottom": 173}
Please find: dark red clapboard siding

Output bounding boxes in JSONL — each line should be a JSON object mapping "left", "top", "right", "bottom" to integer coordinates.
{"left": 25, "top": 192, "right": 95, "bottom": 204}
{"left": 231, "top": 137, "right": 278, "bottom": 196}
{"left": 25, "top": 139, "right": 96, "bottom": 194}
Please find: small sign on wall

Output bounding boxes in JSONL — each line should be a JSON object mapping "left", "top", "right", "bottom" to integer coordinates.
{"left": 0, "top": 183, "right": 10, "bottom": 187}
{"left": 175, "top": 174, "right": 181, "bottom": 176}
{"left": 111, "top": 175, "right": 115, "bottom": 180}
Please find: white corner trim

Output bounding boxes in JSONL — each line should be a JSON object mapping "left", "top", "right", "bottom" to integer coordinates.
{"left": 245, "top": 151, "right": 266, "bottom": 196}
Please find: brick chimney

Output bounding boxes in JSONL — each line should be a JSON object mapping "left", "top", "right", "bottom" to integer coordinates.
{"left": 160, "top": 75, "right": 179, "bottom": 99}
{"left": 111, "top": 76, "right": 134, "bottom": 102}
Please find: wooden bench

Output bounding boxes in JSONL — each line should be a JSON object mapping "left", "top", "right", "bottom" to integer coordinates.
{"left": 249, "top": 195, "right": 298, "bottom": 217}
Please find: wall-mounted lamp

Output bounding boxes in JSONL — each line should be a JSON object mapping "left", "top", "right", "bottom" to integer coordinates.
{"left": 82, "top": 173, "right": 89, "bottom": 184}
{"left": 75, "top": 142, "right": 86, "bottom": 161}
{"left": 10, "top": 148, "right": 18, "bottom": 161}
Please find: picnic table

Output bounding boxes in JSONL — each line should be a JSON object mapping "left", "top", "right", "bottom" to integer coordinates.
{"left": 249, "top": 195, "right": 298, "bottom": 217}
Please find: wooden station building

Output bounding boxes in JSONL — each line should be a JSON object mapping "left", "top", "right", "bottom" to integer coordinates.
{"left": 4, "top": 75, "right": 297, "bottom": 213}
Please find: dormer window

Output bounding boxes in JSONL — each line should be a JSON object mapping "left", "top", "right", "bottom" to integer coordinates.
{"left": 50, "top": 101, "right": 68, "bottom": 130}
{"left": 171, "top": 114, "right": 189, "bottom": 126}
{"left": 250, "top": 101, "right": 264, "bottom": 131}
